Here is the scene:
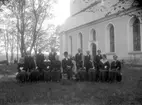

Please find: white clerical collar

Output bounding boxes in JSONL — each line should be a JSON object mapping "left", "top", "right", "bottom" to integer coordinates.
{"left": 65, "top": 57, "right": 68, "bottom": 60}
{"left": 101, "top": 59, "right": 108, "bottom": 64}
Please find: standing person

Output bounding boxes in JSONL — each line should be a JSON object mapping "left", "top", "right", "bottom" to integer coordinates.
{"left": 24, "top": 51, "right": 36, "bottom": 73}
{"left": 36, "top": 49, "right": 45, "bottom": 72}
{"left": 48, "top": 47, "right": 57, "bottom": 70}
{"left": 84, "top": 50, "right": 93, "bottom": 80}
{"left": 62, "top": 52, "right": 73, "bottom": 80}
{"left": 99, "top": 54, "right": 110, "bottom": 82}
{"left": 94, "top": 50, "right": 102, "bottom": 81}
{"left": 110, "top": 55, "right": 122, "bottom": 82}
{"left": 75, "top": 48, "right": 83, "bottom": 70}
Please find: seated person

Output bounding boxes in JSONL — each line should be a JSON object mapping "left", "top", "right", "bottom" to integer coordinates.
{"left": 99, "top": 54, "right": 110, "bottom": 82}
{"left": 17, "top": 57, "right": 25, "bottom": 73}
{"left": 110, "top": 55, "right": 122, "bottom": 82}
{"left": 44, "top": 56, "right": 51, "bottom": 71}
{"left": 52, "top": 55, "right": 61, "bottom": 71}
{"left": 24, "top": 51, "right": 36, "bottom": 73}
{"left": 62, "top": 52, "right": 73, "bottom": 80}
{"left": 51, "top": 55, "right": 61, "bottom": 82}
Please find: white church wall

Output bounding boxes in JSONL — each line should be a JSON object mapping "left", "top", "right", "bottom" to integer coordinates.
{"left": 60, "top": 14, "right": 142, "bottom": 62}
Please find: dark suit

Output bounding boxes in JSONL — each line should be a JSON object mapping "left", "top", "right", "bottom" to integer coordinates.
{"left": 99, "top": 60, "right": 110, "bottom": 82}
{"left": 36, "top": 53, "right": 45, "bottom": 71}
{"left": 48, "top": 52, "right": 57, "bottom": 70}
{"left": 110, "top": 60, "right": 122, "bottom": 82}
{"left": 94, "top": 54, "right": 102, "bottom": 69}
{"left": 84, "top": 55, "right": 93, "bottom": 72}
{"left": 24, "top": 56, "right": 36, "bottom": 72}
{"left": 75, "top": 53, "right": 83, "bottom": 69}
{"left": 17, "top": 63, "right": 24, "bottom": 72}
{"left": 49, "top": 52, "right": 57, "bottom": 62}
{"left": 62, "top": 58, "right": 73, "bottom": 79}
{"left": 111, "top": 60, "right": 121, "bottom": 71}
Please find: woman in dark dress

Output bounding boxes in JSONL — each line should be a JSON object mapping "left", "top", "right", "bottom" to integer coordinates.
{"left": 16, "top": 57, "right": 28, "bottom": 83}
{"left": 109, "top": 55, "right": 122, "bottom": 82}
{"left": 99, "top": 54, "right": 110, "bottom": 82}
{"left": 51, "top": 55, "right": 62, "bottom": 82}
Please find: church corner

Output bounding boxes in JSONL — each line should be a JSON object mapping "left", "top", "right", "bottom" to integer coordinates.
{"left": 59, "top": 0, "right": 142, "bottom": 65}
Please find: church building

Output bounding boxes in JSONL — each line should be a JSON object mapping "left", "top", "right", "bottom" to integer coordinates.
{"left": 59, "top": 0, "right": 142, "bottom": 63}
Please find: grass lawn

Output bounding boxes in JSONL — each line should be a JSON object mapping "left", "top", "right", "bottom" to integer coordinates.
{"left": 0, "top": 64, "right": 142, "bottom": 105}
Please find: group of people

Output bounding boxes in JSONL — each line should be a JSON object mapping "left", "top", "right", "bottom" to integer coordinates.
{"left": 16, "top": 47, "right": 122, "bottom": 83}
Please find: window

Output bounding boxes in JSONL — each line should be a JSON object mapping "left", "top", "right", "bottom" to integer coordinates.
{"left": 109, "top": 25, "right": 115, "bottom": 52}
{"left": 79, "top": 33, "right": 83, "bottom": 50}
{"left": 133, "top": 18, "right": 141, "bottom": 51}
{"left": 69, "top": 36, "right": 73, "bottom": 55}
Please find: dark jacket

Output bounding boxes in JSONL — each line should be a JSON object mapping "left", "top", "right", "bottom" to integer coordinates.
{"left": 111, "top": 60, "right": 121, "bottom": 71}
{"left": 36, "top": 53, "right": 45, "bottom": 68}
{"left": 52, "top": 60, "right": 61, "bottom": 71}
{"left": 84, "top": 55, "right": 93, "bottom": 71}
{"left": 62, "top": 58, "right": 73, "bottom": 72}
{"left": 24, "top": 56, "right": 36, "bottom": 72}
{"left": 99, "top": 60, "right": 110, "bottom": 71}
{"left": 75, "top": 53, "right": 83, "bottom": 68}
{"left": 48, "top": 52, "right": 57, "bottom": 62}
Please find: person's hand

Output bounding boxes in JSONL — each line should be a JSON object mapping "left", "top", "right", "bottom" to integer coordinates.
{"left": 47, "top": 66, "right": 49, "bottom": 69}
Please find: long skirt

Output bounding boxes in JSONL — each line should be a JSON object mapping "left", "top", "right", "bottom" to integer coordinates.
{"left": 29, "top": 70, "right": 40, "bottom": 82}
{"left": 99, "top": 70, "right": 109, "bottom": 82}
{"left": 78, "top": 68, "right": 87, "bottom": 81}
{"left": 43, "top": 70, "right": 51, "bottom": 82}
{"left": 16, "top": 72, "right": 28, "bottom": 83}
{"left": 88, "top": 68, "right": 97, "bottom": 82}
{"left": 116, "top": 72, "right": 122, "bottom": 82}
{"left": 109, "top": 71, "right": 117, "bottom": 82}
{"left": 51, "top": 70, "right": 61, "bottom": 82}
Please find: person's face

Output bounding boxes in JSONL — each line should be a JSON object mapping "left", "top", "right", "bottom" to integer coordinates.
{"left": 113, "top": 56, "right": 117, "bottom": 60}
{"left": 98, "top": 50, "right": 101, "bottom": 55}
{"left": 102, "top": 55, "right": 106, "bottom": 60}
{"left": 78, "top": 49, "right": 81, "bottom": 53}
{"left": 86, "top": 51, "right": 90, "bottom": 55}
{"left": 64, "top": 54, "right": 68, "bottom": 58}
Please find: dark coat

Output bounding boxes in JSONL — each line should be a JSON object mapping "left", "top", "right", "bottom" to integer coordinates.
{"left": 44, "top": 60, "right": 51, "bottom": 71}
{"left": 99, "top": 60, "right": 110, "bottom": 71}
{"left": 62, "top": 58, "right": 73, "bottom": 72}
{"left": 94, "top": 54, "right": 102, "bottom": 69}
{"left": 52, "top": 60, "right": 61, "bottom": 71}
{"left": 111, "top": 60, "right": 121, "bottom": 71}
{"left": 48, "top": 52, "right": 57, "bottom": 62}
{"left": 24, "top": 56, "right": 36, "bottom": 72}
{"left": 84, "top": 55, "right": 93, "bottom": 71}
{"left": 17, "top": 63, "right": 24, "bottom": 72}
{"left": 36, "top": 53, "right": 45, "bottom": 69}
{"left": 75, "top": 53, "right": 83, "bottom": 68}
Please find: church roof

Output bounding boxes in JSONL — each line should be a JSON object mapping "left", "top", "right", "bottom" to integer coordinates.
{"left": 59, "top": 0, "right": 134, "bottom": 33}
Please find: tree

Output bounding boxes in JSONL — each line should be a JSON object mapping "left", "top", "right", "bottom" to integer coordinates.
{"left": 7, "top": 0, "right": 56, "bottom": 57}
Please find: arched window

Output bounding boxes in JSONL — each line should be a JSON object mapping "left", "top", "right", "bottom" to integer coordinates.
{"left": 90, "top": 29, "right": 96, "bottom": 41}
{"left": 106, "top": 24, "right": 115, "bottom": 52}
{"left": 69, "top": 36, "right": 73, "bottom": 55}
{"left": 78, "top": 33, "right": 83, "bottom": 50}
{"left": 109, "top": 25, "right": 115, "bottom": 52}
{"left": 133, "top": 18, "right": 141, "bottom": 51}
